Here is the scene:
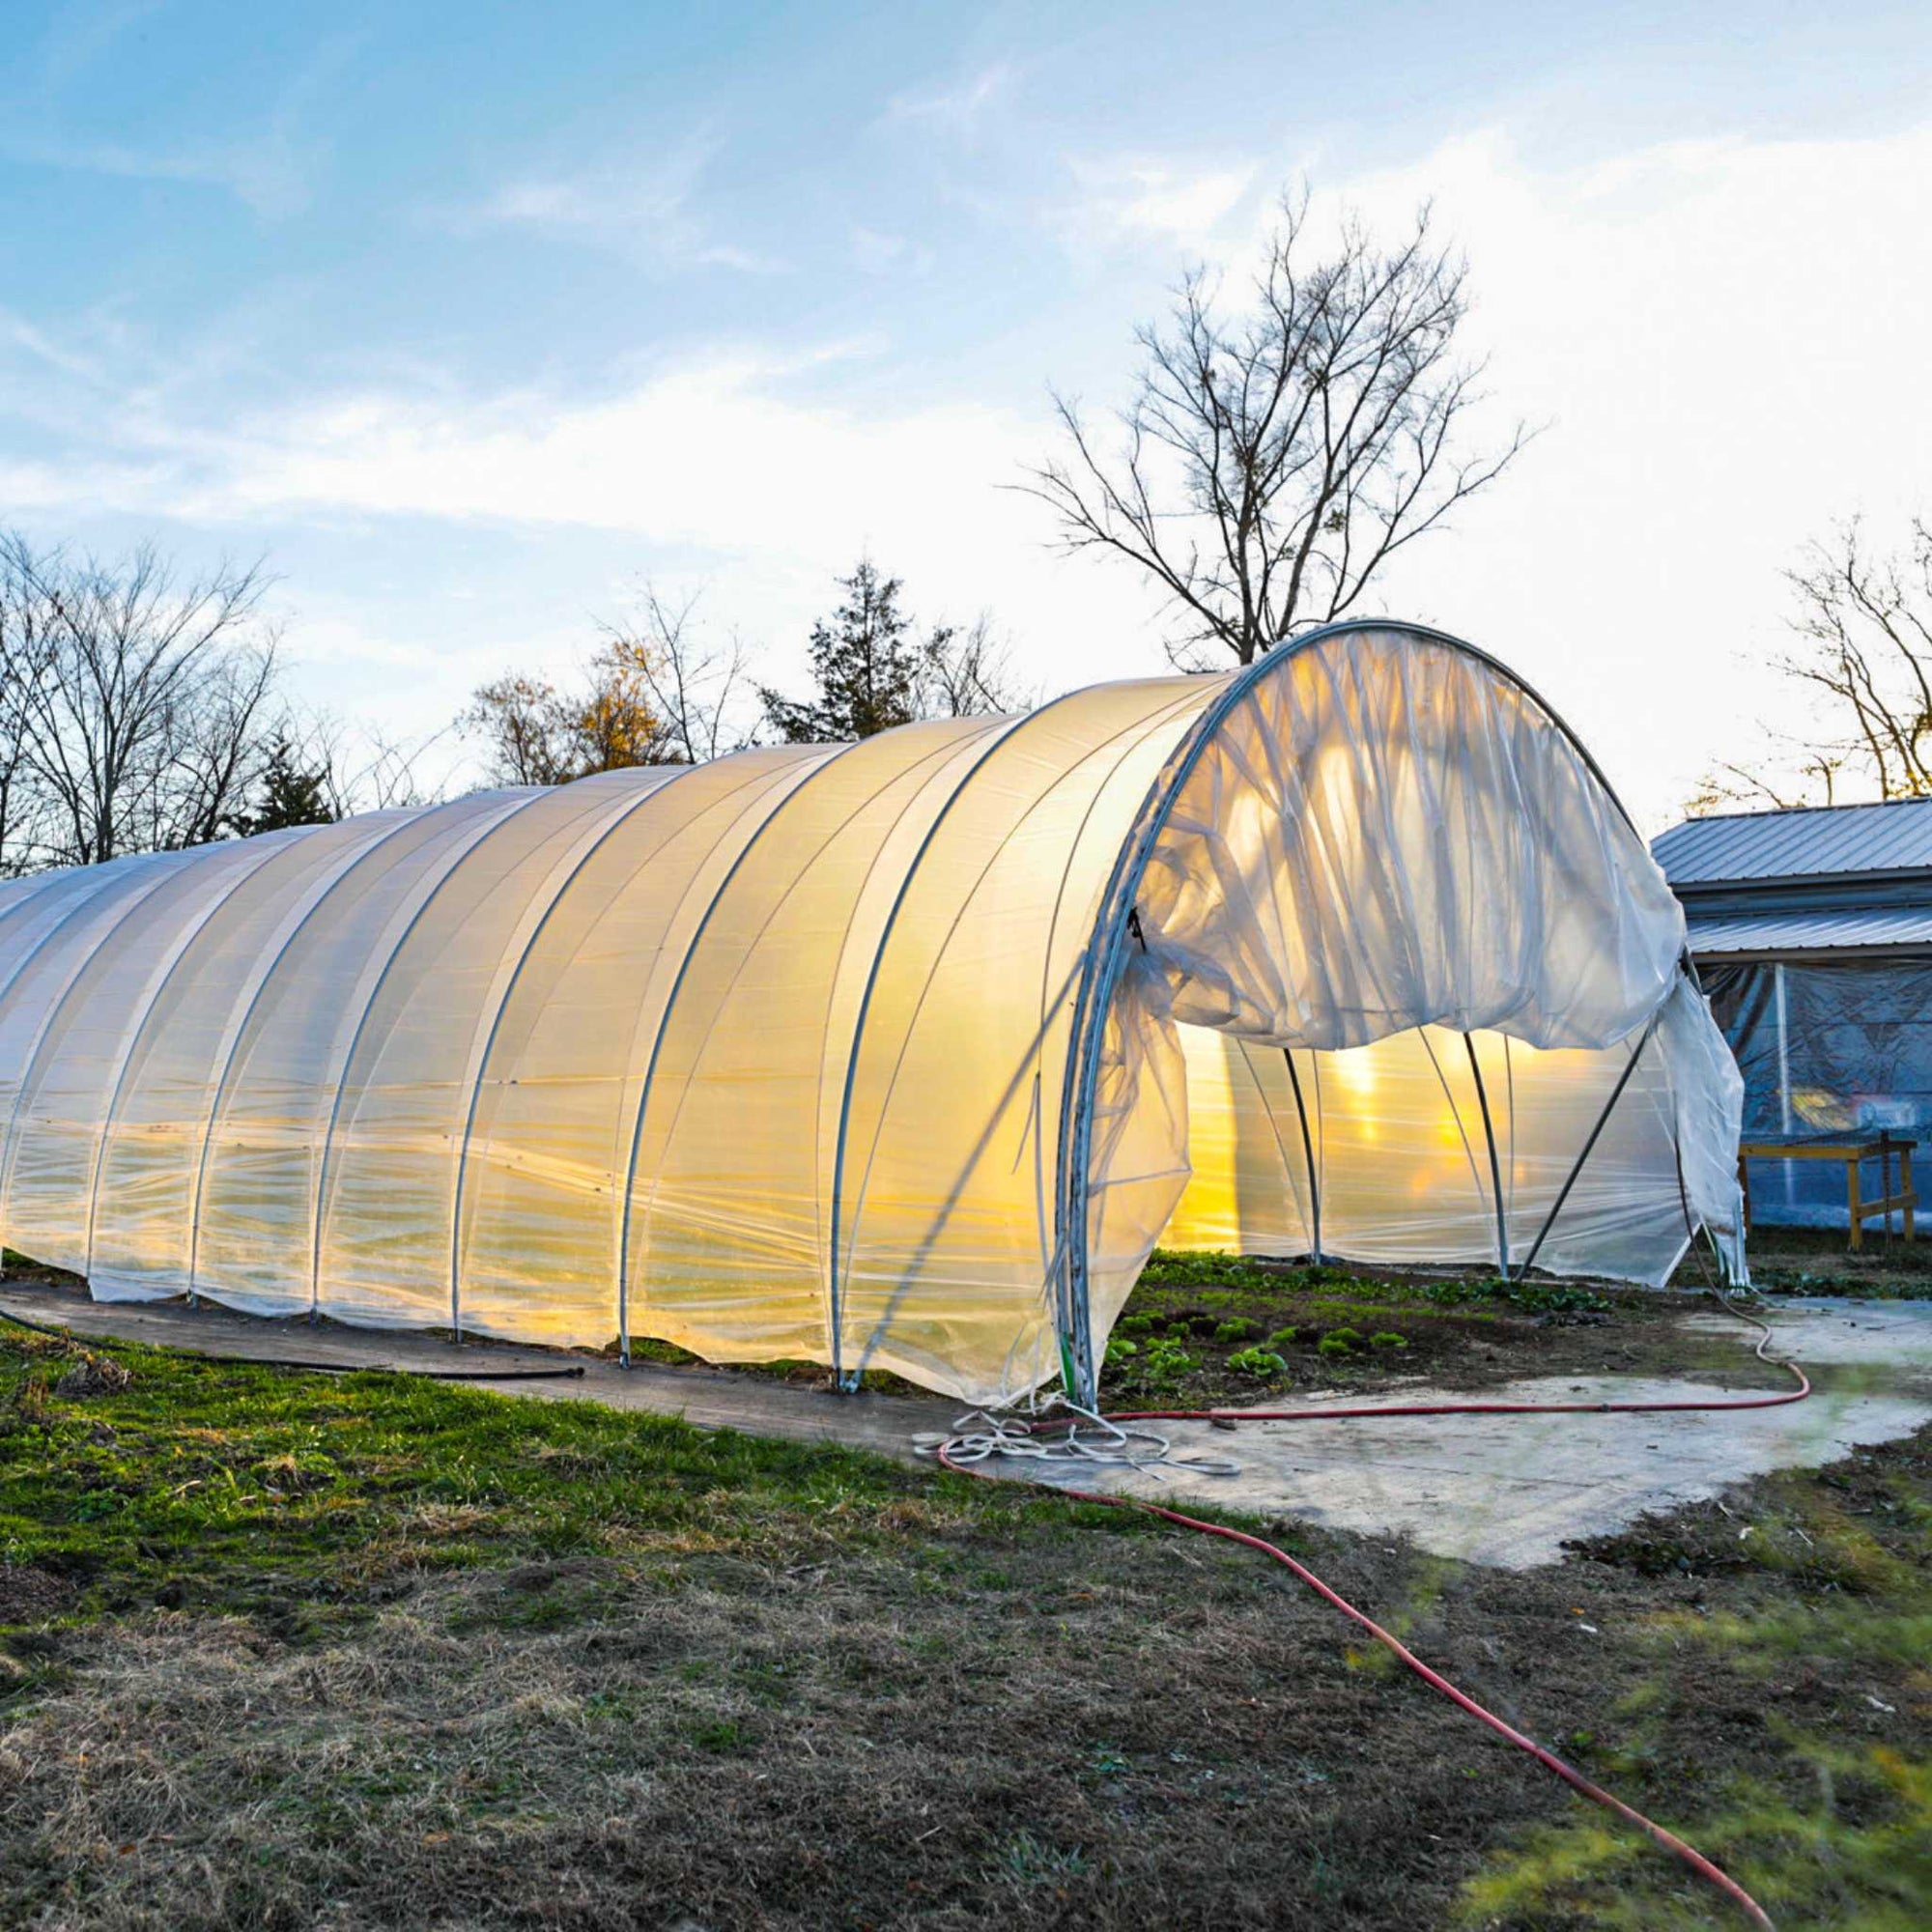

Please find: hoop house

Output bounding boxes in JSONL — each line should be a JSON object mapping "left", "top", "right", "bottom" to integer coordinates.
{"left": 0, "top": 622, "right": 1743, "bottom": 1404}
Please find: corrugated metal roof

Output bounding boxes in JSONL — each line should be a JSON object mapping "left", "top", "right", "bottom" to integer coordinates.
{"left": 1686, "top": 905, "right": 1932, "bottom": 956}
{"left": 1653, "top": 797, "right": 1932, "bottom": 884}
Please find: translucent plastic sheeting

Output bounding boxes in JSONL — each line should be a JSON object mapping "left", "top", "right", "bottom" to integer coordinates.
{"left": 830, "top": 678, "right": 1210, "bottom": 1394}
{"left": 459, "top": 749, "right": 834, "bottom": 1344}
{"left": 1704, "top": 958, "right": 1932, "bottom": 1227}
{"left": 1134, "top": 631, "right": 1687, "bottom": 1051}
{"left": 627, "top": 716, "right": 1015, "bottom": 1370}
{"left": 1069, "top": 630, "right": 1744, "bottom": 1380}
{"left": 1163, "top": 978, "right": 1739, "bottom": 1287}
{"left": 0, "top": 621, "right": 1744, "bottom": 1405}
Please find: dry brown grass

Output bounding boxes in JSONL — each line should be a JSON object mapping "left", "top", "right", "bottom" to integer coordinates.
{"left": 1, "top": 1528, "right": 1586, "bottom": 1931}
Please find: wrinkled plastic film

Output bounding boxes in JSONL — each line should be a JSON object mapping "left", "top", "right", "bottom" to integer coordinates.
{"left": 1083, "top": 630, "right": 1741, "bottom": 1361}
{"left": 835, "top": 679, "right": 1212, "bottom": 1397}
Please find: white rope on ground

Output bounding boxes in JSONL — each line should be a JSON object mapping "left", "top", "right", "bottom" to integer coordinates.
{"left": 913, "top": 1395, "right": 1242, "bottom": 1480}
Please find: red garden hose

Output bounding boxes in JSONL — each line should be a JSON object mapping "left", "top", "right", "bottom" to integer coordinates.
{"left": 934, "top": 1297, "right": 1800, "bottom": 1929}
{"left": 1104, "top": 1290, "right": 1810, "bottom": 1427}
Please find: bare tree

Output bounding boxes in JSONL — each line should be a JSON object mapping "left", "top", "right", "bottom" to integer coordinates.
{"left": 1684, "top": 753, "right": 1846, "bottom": 816}
{"left": 272, "top": 712, "right": 445, "bottom": 822}
{"left": 600, "top": 586, "right": 757, "bottom": 764}
{"left": 1021, "top": 192, "right": 1531, "bottom": 667}
{"left": 1780, "top": 517, "right": 1932, "bottom": 799}
{"left": 325, "top": 722, "right": 445, "bottom": 814}
{"left": 0, "top": 532, "right": 282, "bottom": 869}
{"left": 0, "top": 554, "right": 57, "bottom": 875}
{"left": 917, "top": 612, "right": 1034, "bottom": 718}
{"left": 461, "top": 635, "right": 677, "bottom": 787}
{"left": 1692, "top": 517, "right": 1932, "bottom": 811}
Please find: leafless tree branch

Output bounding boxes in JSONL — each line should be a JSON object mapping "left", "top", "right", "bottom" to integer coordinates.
{"left": 0, "top": 530, "right": 285, "bottom": 868}
{"left": 1016, "top": 190, "right": 1534, "bottom": 666}
{"left": 1698, "top": 516, "right": 1932, "bottom": 810}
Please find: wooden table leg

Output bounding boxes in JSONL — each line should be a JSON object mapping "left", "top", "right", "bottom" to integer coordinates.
{"left": 1907, "top": 1147, "right": 1917, "bottom": 1241}
{"left": 1848, "top": 1155, "right": 1863, "bottom": 1253}
{"left": 1737, "top": 1151, "right": 1751, "bottom": 1235}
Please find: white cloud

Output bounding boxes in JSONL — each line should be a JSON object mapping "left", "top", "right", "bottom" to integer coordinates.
{"left": 450, "top": 137, "right": 774, "bottom": 271}
{"left": 195, "top": 358, "right": 1020, "bottom": 549}
{"left": 1052, "top": 157, "right": 1260, "bottom": 260}
{"left": 16, "top": 345, "right": 1171, "bottom": 708}
{"left": 883, "top": 63, "right": 1013, "bottom": 133}
{"left": 4, "top": 129, "right": 313, "bottom": 218}
{"left": 12, "top": 117, "right": 1932, "bottom": 828}
{"left": 0, "top": 308, "right": 103, "bottom": 383}
{"left": 4, "top": 28, "right": 362, "bottom": 220}
{"left": 1303, "top": 122, "right": 1932, "bottom": 825}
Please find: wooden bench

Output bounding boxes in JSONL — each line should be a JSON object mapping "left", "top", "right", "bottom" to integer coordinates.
{"left": 1737, "top": 1133, "right": 1917, "bottom": 1251}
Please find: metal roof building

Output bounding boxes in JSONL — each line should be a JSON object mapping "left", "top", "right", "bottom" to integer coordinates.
{"left": 1654, "top": 798, "right": 1932, "bottom": 1228}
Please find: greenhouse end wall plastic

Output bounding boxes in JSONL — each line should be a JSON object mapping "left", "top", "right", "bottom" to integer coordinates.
{"left": 0, "top": 622, "right": 1746, "bottom": 1405}
{"left": 1704, "top": 957, "right": 1932, "bottom": 1227}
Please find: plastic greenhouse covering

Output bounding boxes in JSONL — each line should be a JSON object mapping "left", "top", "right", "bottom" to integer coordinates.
{"left": 1703, "top": 957, "right": 1932, "bottom": 1227}
{"left": 0, "top": 622, "right": 1746, "bottom": 1405}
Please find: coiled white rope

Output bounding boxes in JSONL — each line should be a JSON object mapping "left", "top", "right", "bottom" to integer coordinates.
{"left": 913, "top": 1395, "right": 1242, "bottom": 1480}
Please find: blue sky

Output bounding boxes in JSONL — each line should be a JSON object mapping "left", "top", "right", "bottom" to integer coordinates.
{"left": 4, "top": 1, "right": 1930, "bottom": 821}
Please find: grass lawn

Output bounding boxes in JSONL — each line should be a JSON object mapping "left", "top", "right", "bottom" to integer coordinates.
{"left": 0, "top": 1262, "right": 1927, "bottom": 1930}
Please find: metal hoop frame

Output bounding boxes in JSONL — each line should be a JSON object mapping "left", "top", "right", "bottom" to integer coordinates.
{"left": 1056, "top": 617, "right": 1673, "bottom": 1405}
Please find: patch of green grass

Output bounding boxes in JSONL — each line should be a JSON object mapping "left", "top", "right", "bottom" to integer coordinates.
{"left": 2, "top": 1305, "right": 1925, "bottom": 1931}
{"left": 1464, "top": 1727, "right": 1931, "bottom": 1931}
{"left": 0, "top": 1327, "right": 1076, "bottom": 1641}
{"left": 1465, "top": 1431, "right": 1932, "bottom": 1929}
{"left": 1756, "top": 1268, "right": 1922, "bottom": 1303}
{"left": 990, "top": 1829, "right": 1090, "bottom": 1887}
{"left": 1307, "top": 1293, "right": 1411, "bottom": 1323}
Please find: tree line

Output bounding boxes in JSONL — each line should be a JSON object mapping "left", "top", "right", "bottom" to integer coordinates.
{"left": 459, "top": 558, "right": 1031, "bottom": 790}
{"left": 0, "top": 532, "right": 434, "bottom": 873}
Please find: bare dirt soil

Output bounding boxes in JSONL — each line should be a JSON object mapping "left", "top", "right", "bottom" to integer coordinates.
{"left": 1710, "top": 1222, "right": 1932, "bottom": 1300}
{"left": 1097, "top": 1252, "right": 1776, "bottom": 1411}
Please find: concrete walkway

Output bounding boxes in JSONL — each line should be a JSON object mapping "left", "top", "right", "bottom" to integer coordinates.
{"left": 0, "top": 1281, "right": 948, "bottom": 1463}
{"left": 5, "top": 1281, "right": 1928, "bottom": 1571}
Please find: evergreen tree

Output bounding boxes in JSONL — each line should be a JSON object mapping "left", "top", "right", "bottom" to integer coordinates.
{"left": 759, "top": 560, "right": 924, "bottom": 744}
{"left": 228, "top": 736, "right": 337, "bottom": 837}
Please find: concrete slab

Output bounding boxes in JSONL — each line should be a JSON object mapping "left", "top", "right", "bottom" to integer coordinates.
{"left": 1682, "top": 1296, "right": 1932, "bottom": 1380}
{"left": 1022, "top": 1374, "right": 1930, "bottom": 1569}
{"left": 1012, "top": 1297, "right": 1932, "bottom": 1569}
